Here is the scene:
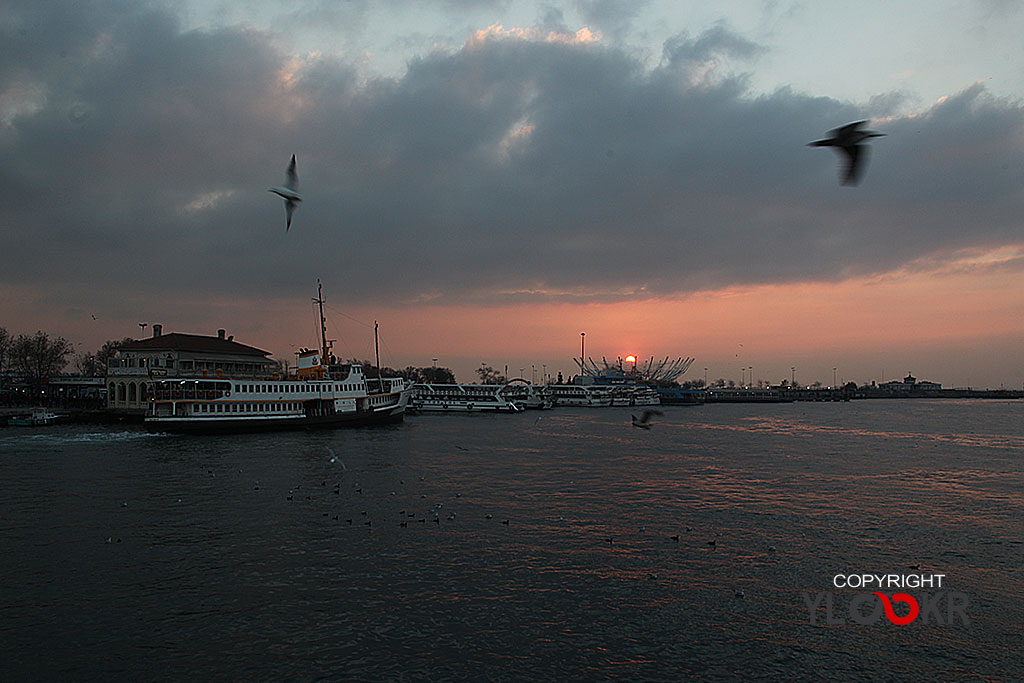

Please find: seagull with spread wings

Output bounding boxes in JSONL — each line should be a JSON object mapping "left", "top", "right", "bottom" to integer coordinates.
{"left": 808, "top": 121, "right": 886, "bottom": 186}
{"left": 269, "top": 154, "right": 303, "bottom": 231}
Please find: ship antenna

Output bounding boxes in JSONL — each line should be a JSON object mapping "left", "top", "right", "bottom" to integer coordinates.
{"left": 314, "top": 279, "right": 329, "bottom": 365}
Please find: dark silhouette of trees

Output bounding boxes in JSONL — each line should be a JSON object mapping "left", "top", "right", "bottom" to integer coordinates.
{"left": 397, "top": 365, "right": 456, "bottom": 384}
{"left": 475, "top": 365, "right": 507, "bottom": 385}
{"left": 10, "top": 331, "right": 73, "bottom": 396}
{"left": 0, "top": 327, "right": 10, "bottom": 380}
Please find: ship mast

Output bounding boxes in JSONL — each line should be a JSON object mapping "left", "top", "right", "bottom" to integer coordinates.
{"left": 314, "top": 279, "right": 329, "bottom": 364}
{"left": 374, "top": 320, "right": 380, "bottom": 378}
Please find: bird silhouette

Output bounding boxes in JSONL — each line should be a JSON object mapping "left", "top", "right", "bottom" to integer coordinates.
{"left": 268, "top": 154, "right": 303, "bottom": 230}
{"left": 808, "top": 120, "right": 886, "bottom": 185}
{"left": 631, "top": 410, "right": 664, "bottom": 429}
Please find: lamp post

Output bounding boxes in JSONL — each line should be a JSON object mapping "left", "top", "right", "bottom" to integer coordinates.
{"left": 704, "top": 367, "right": 708, "bottom": 388}
{"left": 791, "top": 367, "right": 796, "bottom": 388}
{"left": 580, "top": 332, "right": 585, "bottom": 364}
{"left": 833, "top": 367, "right": 837, "bottom": 389}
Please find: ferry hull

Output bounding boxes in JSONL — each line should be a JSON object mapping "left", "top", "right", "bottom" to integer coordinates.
{"left": 145, "top": 406, "right": 405, "bottom": 435}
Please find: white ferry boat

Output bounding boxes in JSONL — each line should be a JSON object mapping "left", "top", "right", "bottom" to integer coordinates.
{"left": 499, "top": 381, "right": 553, "bottom": 410}
{"left": 145, "top": 364, "right": 410, "bottom": 434}
{"left": 546, "top": 384, "right": 614, "bottom": 407}
{"left": 144, "top": 283, "right": 411, "bottom": 434}
{"left": 611, "top": 385, "right": 662, "bottom": 407}
{"left": 410, "top": 384, "right": 521, "bottom": 413}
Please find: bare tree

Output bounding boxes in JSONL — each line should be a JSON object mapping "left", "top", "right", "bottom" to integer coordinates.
{"left": 0, "top": 327, "right": 10, "bottom": 390}
{"left": 11, "top": 331, "right": 73, "bottom": 396}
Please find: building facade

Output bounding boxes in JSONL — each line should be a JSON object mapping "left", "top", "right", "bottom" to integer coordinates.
{"left": 106, "top": 325, "right": 278, "bottom": 413}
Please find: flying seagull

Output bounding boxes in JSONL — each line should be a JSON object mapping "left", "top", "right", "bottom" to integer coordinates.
{"left": 808, "top": 121, "right": 886, "bottom": 186}
{"left": 632, "top": 410, "right": 664, "bottom": 429}
{"left": 269, "top": 154, "right": 302, "bottom": 230}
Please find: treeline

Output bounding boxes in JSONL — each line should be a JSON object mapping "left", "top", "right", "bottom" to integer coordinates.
{"left": 0, "top": 328, "right": 134, "bottom": 394}
{"left": 351, "top": 360, "right": 457, "bottom": 384}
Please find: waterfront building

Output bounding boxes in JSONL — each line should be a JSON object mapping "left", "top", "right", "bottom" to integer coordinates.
{"left": 878, "top": 373, "right": 942, "bottom": 394}
{"left": 106, "top": 325, "right": 278, "bottom": 414}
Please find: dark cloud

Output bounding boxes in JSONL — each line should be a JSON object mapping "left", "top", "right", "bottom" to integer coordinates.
{"left": 1, "top": 0, "right": 1023, "bottom": 314}
{"left": 574, "top": 0, "right": 651, "bottom": 42}
{"left": 661, "top": 22, "right": 766, "bottom": 68}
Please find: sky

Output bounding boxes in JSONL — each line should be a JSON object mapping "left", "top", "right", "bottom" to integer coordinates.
{"left": 1, "top": 0, "right": 1023, "bottom": 388}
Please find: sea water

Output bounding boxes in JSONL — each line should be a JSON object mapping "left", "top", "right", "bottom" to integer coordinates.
{"left": 1, "top": 400, "right": 1021, "bottom": 680}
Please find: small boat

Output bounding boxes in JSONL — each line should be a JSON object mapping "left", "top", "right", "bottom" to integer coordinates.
{"left": 7, "top": 407, "right": 64, "bottom": 426}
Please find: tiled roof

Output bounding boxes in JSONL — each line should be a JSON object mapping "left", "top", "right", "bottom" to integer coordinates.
{"left": 118, "top": 333, "right": 271, "bottom": 357}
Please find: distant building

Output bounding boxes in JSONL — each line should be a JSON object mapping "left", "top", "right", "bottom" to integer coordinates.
{"left": 878, "top": 373, "right": 942, "bottom": 394}
{"left": 106, "top": 325, "right": 277, "bottom": 413}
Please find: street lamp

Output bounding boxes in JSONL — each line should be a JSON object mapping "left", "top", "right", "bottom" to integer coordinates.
{"left": 833, "top": 367, "right": 838, "bottom": 389}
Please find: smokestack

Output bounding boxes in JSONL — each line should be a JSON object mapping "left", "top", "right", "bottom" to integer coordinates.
{"left": 152, "top": 324, "right": 162, "bottom": 338}
{"left": 217, "top": 329, "right": 226, "bottom": 340}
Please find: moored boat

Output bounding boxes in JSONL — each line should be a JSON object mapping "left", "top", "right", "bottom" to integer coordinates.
{"left": 546, "top": 384, "right": 614, "bottom": 407}
{"left": 7, "top": 407, "right": 65, "bottom": 426}
{"left": 499, "top": 381, "right": 553, "bottom": 410}
{"left": 410, "top": 384, "right": 521, "bottom": 413}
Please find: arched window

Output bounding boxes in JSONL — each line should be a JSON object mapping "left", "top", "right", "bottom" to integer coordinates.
{"left": 117, "top": 382, "right": 127, "bottom": 402}
{"left": 128, "top": 383, "right": 137, "bottom": 403}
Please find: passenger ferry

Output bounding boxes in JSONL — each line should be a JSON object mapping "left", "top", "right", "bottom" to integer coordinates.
{"left": 410, "top": 384, "right": 521, "bottom": 413}
{"left": 499, "top": 381, "right": 553, "bottom": 410}
{"left": 546, "top": 384, "right": 614, "bottom": 407}
{"left": 656, "top": 387, "right": 707, "bottom": 405}
{"left": 145, "top": 364, "right": 410, "bottom": 434}
{"left": 145, "top": 283, "right": 411, "bottom": 434}
{"left": 610, "top": 385, "right": 662, "bottom": 407}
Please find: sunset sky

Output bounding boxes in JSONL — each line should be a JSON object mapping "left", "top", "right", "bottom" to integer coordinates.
{"left": 2, "top": 0, "right": 1022, "bottom": 388}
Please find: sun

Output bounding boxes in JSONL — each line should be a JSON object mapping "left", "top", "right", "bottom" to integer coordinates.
{"left": 625, "top": 355, "right": 637, "bottom": 363}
